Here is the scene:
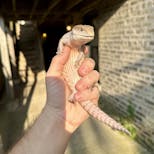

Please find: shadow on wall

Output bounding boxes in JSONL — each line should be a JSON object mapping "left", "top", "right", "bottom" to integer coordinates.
{"left": 99, "top": 56, "right": 154, "bottom": 152}
{"left": 0, "top": 21, "right": 45, "bottom": 151}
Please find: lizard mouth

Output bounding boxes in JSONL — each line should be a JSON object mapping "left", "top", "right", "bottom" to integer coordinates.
{"left": 74, "top": 33, "right": 94, "bottom": 38}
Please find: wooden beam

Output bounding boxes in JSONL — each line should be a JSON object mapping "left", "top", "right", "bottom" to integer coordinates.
{"left": 79, "top": 0, "right": 102, "bottom": 17}
{"left": 65, "top": 0, "right": 83, "bottom": 10}
{"left": 39, "top": 0, "right": 61, "bottom": 24}
{"left": 43, "top": 0, "right": 102, "bottom": 26}
{"left": 29, "top": 0, "right": 40, "bottom": 20}
{"left": 46, "top": 0, "right": 84, "bottom": 24}
{"left": 12, "top": 0, "right": 17, "bottom": 19}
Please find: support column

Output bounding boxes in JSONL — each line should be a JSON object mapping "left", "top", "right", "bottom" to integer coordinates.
{"left": 0, "top": 17, "right": 14, "bottom": 99}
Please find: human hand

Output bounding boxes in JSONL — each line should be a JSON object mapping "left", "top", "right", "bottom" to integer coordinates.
{"left": 45, "top": 46, "right": 100, "bottom": 133}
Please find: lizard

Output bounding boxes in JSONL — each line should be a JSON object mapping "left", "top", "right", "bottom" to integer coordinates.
{"left": 56, "top": 24, "right": 130, "bottom": 135}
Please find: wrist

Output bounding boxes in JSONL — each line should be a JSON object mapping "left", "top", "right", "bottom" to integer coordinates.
{"left": 9, "top": 103, "right": 72, "bottom": 154}
{"left": 44, "top": 103, "right": 78, "bottom": 133}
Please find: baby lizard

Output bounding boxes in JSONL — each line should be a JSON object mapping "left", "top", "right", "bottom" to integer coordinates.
{"left": 56, "top": 24, "right": 130, "bottom": 135}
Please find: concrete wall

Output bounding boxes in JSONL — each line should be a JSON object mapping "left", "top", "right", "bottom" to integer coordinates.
{"left": 95, "top": 0, "right": 154, "bottom": 150}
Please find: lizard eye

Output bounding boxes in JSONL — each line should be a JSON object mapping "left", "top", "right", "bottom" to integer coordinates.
{"left": 77, "top": 27, "right": 83, "bottom": 32}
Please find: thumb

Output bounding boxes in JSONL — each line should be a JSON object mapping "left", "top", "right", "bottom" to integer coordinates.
{"left": 46, "top": 46, "right": 71, "bottom": 77}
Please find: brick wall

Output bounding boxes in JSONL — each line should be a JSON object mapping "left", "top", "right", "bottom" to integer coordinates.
{"left": 95, "top": 0, "right": 154, "bottom": 150}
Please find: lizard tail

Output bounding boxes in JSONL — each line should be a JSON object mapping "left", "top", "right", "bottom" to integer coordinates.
{"left": 80, "top": 101, "right": 131, "bottom": 136}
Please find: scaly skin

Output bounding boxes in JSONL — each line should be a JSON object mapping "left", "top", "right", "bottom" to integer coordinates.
{"left": 57, "top": 25, "right": 130, "bottom": 135}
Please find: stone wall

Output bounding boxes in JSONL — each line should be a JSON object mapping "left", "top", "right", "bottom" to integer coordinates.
{"left": 95, "top": 0, "right": 154, "bottom": 150}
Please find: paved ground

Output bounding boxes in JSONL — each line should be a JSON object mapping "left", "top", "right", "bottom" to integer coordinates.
{"left": 0, "top": 70, "right": 151, "bottom": 154}
{"left": 65, "top": 118, "right": 150, "bottom": 154}
{"left": 0, "top": 71, "right": 46, "bottom": 152}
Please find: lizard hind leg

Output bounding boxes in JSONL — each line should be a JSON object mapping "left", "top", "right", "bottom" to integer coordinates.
{"left": 68, "top": 90, "right": 77, "bottom": 102}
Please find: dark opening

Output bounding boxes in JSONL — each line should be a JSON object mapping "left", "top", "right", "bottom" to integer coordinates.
{"left": 39, "top": 24, "right": 66, "bottom": 71}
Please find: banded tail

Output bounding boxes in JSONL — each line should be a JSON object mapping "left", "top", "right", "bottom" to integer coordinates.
{"left": 81, "top": 101, "right": 131, "bottom": 135}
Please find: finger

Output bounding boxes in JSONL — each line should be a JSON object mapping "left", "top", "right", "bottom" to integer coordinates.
{"left": 78, "top": 58, "right": 95, "bottom": 77}
{"left": 74, "top": 87, "right": 99, "bottom": 102}
{"left": 76, "top": 70, "right": 100, "bottom": 91}
{"left": 46, "top": 46, "right": 71, "bottom": 77}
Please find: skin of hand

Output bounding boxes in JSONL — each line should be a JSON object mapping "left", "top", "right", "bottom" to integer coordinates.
{"left": 46, "top": 46, "right": 100, "bottom": 133}
{"left": 8, "top": 46, "right": 100, "bottom": 154}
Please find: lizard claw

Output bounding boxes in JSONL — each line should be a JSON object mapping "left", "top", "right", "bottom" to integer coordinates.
{"left": 68, "top": 94, "right": 74, "bottom": 102}
{"left": 74, "top": 51, "right": 85, "bottom": 68}
{"left": 68, "top": 91, "right": 76, "bottom": 102}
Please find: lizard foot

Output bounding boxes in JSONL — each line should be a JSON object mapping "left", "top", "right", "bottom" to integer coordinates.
{"left": 68, "top": 92, "right": 76, "bottom": 102}
{"left": 74, "top": 51, "right": 85, "bottom": 68}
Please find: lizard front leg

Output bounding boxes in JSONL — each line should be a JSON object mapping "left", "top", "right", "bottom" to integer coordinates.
{"left": 74, "top": 47, "right": 85, "bottom": 68}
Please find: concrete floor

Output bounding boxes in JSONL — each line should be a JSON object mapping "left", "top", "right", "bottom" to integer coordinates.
{"left": 0, "top": 105, "right": 150, "bottom": 154}
{"left": 0, "top": 71, "right": 46, "bottom": 152}
{"left": 0, "top": 70, "right": 151, "bottom": 153}
{"left": 65, "top": 118, "right": 150, "bottom": 154}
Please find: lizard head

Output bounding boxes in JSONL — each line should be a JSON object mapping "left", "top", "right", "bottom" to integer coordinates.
{"left": 72, "top": 25, "right": 94, "bottom": 45}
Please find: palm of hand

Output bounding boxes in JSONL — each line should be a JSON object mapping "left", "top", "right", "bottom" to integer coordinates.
{"left": 46, "top": 76, "right": 89, "bottom": 132}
